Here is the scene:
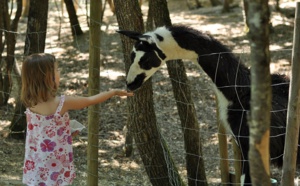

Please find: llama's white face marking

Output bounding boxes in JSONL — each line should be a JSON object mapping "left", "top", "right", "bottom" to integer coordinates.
{"left": 118, "top": 27, "right": 197, "bottom": 91}
{"left": 118, "top": 29, "right": 168, "bottom": 91}
{"left": 126, "top": 46, "right": 164, "bottom": 91}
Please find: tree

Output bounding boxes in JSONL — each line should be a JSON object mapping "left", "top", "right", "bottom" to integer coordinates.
{"left": 64, "top": 0, "right": 83, "bottom": 36}
{"left": 242, "top": 0, "right": 249, "bottom": 32}
{"left": 222, "top": 0, "right": 230, "bottom": 13}
{"left": 10, "top": 0, "right": 49, "bottom": 139}
{"left": 186, "top": 0, "right": 202, "bottom": 9}
{"left": 22, "top": 0, "right": 30, "bottom": 17}
{"left": 246, "top": 0, "right": 271, "bottom": 185}
{"left": 148, "top": 0, "right": 208, "bottom": 185}
{"left": 210, "top": 0, "right": 222, "bottom": 7}
{"left": 114, "top": 1, "right": 184, "bottom": 185}
{"left": 281, "top": 2, "right": 300, "bottom": 185}
{"left": 0, "top": 0, "right": 22, "bottom": 106}
{"left": 87, "top": 0, "right": 102, "bottom": 185}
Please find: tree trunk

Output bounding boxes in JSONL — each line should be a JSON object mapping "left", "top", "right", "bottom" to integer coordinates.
{"left": 0, "top": 0, "right": 7, "bottom": 105}
{"left": 64, "top": 0, "right": 83, "bottom": 36}
{"left": 222, "top": 0, "right": 230, "bottom": 13}
{"left": 186, "top": 0, "right": 202, "bottom": 10}
{"left": 22, "top": 0, "right": 30, "bottom": 17}
{"left": 10, "top": 0, "right": 49, "bottom": 139}
{"left": 242, "top": 0, "right": 249, "bottom": 32}
{"left": 246, "top": 0, "right": 271, "bottom": 185}
{"left": 210, "top": 0, "right": 222, "bottom": 7}
{"left": 114, "top": 1, "right": 184, "bottom": 185}
{"left": 149, "top": 0, "right": 208, "bottom": 185}
{"left": 281, "top": 3, "right": 300, "bottom": 185}
{"left": 2, "top": 0, "right": 22, "bottom": 106}
{"left": 87, "top": 0, "right": 102, "bottom": 185}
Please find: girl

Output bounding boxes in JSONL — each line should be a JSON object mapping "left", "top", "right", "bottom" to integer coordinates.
{"left": 21, "top": 53, "right": 133, "bottom": 186}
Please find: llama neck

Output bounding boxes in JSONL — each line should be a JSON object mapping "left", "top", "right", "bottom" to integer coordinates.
{"left": 164, "top": 28, "right": 251, "bottom": 101}
{"left": 197, "top": 50, "right": 251, "bottom": 100}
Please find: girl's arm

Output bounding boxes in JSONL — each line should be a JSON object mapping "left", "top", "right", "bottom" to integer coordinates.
{"left": 63, "top": 89, "right": 133, "bottom": 111}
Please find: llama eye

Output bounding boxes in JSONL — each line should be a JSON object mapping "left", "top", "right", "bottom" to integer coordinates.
{"left": 136, "top": 42, "right": 145, "bottom": 50}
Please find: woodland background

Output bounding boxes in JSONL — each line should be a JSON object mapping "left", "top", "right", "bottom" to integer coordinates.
{"left": 0, "top": 0, "right": 297, "bottom": 185}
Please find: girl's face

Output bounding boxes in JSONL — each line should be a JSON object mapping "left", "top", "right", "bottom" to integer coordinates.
{"left": 54, "top": 62, "right": 60, "bottom": 87}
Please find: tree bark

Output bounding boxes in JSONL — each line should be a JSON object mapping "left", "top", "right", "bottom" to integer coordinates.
{"left": 246, "top": 0, "right": 271, "bottom": 185}
{"left": 210, "top": 0, "right": 222, "bottom": 7}
{"left": 22, "top": 0, "right": 30, "bottom": 17}
{"left": 10, "top": 0, "right": 49, "bottom": 139}
{"left": 149, "top": 1, "right": 208, "bottom": 185}
{"left": 2, "top": 0, "right": 22, "bottom": 105}
{"left": 186, "top": 0, "right": 202, "bottom": 9}
{"left": 0, "top": 0, "right": 7, "bottom": 105}
{"left": 114, "top": 1, "right": 184, "bottom": 185}
{"left": 64, "top": 0, "right": 83, "bottom": 36}
{"left": 87, "top": 0, "right": 102, "bottom": 185}
{"left": 243, "top": 0, "right": 249, "bottom": 32}
{"left": 222, "top": 0, "right": 230, "bottom": 13}
{"left": 281, "top": 3, "right": 300, "bottom": 186}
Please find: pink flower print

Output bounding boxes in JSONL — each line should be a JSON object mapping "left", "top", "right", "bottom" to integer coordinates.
{"left": 25, "top": 160, "right": 35, "bottom": 170}
{"left": 39, "top": 173, "right": 47, "bottom": 181}
{"left": 27, "top": 123, "right": 38, "bottom": 131}
{"left": 57, "top": 127, "right": 65, "bottom": 136}
{"left": 59, "top": 168, "right": 65, "bottom": 174}
{"left": 65, "top": 135, "right": 72, "bottom": 144}
{"left": 58, "top": 154, "right": 69, "bottom": 167}
{"left": 28, "top": 136, "right": 37, "bottom": 146}
{"left": 46, "top": 159, "right": 62, "bottom": 172}
{"left": 30, "top": 146, "right": 37, "bottom": 152}
{"left": 38, "top": 167, "right": 49, "bottom": 181}
{"left": 45, "top": 126, "right": 56, "bottom": 138}
{"left": 40, "top": 139, "right": 56, "bottom": 152}
{"left": 65, "top": 119, "right": 70, "bottom": 126}
{"left": 38, "top": 182, "right": 46, "bottom": 186}
{"left": 26, "top": 114, "right": 32, "bottom": 122}
{"left": 28, "top": 124, "right": 34, "bottom": 130}
{"left": 64, "top": 171, "right": 71, "bottom": 177}
{"left": 56, "top": 179, "right": 63, "bottom": 185}
{"left": 68, "top": 152, "right": 73, "bottom": 162}
{"left": 50, "top": 172, "right": 60, "bottom": 181}
{"left": 55, "top": 116, "right": 63, "bottom": 126}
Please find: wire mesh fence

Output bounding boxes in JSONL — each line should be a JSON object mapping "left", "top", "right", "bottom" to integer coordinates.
{"left": 0, "top": 0, "right": 298, "bottom": 186}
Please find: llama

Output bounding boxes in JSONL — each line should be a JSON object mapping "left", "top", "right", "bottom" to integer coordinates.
{"left": 117, "top": 25, "right": 294, "bottom": 185}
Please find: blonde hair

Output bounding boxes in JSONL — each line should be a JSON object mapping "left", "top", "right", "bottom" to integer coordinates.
{"left": 21, "top": 53, "right": 58, "bottom": 108}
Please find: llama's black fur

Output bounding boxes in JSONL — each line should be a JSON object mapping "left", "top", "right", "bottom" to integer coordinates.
{"left": 168, "top": 25, "right": 294, "bottom": 184}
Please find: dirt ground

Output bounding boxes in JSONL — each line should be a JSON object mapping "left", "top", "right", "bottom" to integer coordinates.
{"left": 0, "top": 0, "right": 297, "bottom": 185}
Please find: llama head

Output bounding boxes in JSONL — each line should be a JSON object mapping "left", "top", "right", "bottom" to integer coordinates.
{"left": 117, "top": 29, "right": 168, "bottom": 91}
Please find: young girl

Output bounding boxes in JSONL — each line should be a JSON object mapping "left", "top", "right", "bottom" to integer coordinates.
{"left": 21, "top": 53, "right": 133, "bottom": 186}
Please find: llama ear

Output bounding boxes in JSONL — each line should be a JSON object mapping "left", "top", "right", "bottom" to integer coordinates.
{"left": 117, "top": 30, "right": 142, "bottom": 41}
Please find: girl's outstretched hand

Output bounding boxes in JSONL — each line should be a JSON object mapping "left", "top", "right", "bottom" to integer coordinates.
{"left": 114, "top": 90, "right": 134, "bottom": 97}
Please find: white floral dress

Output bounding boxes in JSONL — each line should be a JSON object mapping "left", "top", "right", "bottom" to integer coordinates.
{"left": 22, "top": 95, "right": 76, "bottom": 186}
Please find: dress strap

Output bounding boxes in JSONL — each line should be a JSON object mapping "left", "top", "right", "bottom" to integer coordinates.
{"left": 56, "top": 95, "right": 65, "bottom": 114}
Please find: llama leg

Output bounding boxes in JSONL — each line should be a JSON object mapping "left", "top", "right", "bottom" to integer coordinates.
{"left": 238, "top": 138, "right": 252, "bottom": 185}
{"left": 241, "top": 161, "right": 251, "bottom": 185}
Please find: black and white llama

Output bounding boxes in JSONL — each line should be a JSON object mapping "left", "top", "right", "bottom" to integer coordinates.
{"left": 118, "top": 25, "right": 295, "bottom": 185}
